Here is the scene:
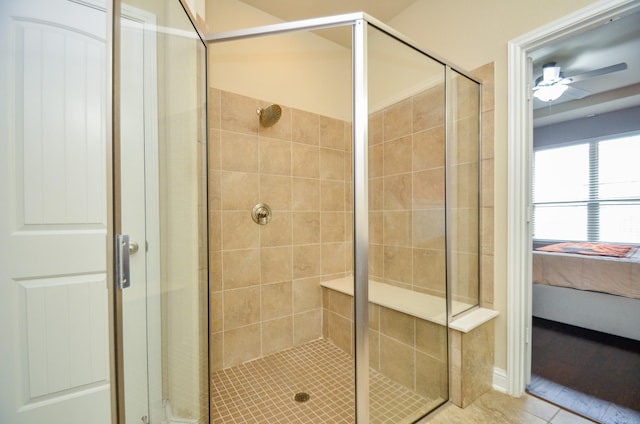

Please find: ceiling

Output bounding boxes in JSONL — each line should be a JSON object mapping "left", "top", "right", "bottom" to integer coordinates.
{"left": 531, "top": 8, "right": 640, "bottom": 127}
{"left": 234, "top": 1, "right": 640, "bottom": 128}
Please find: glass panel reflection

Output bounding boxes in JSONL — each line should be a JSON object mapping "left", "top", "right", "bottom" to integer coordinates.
{"left": 367, "top": 24, "right": 449, "bottom": 422}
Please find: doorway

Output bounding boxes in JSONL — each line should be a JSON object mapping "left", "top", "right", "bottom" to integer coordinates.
{"left": 507, "top": 0, "right": 640, "bottom": 412}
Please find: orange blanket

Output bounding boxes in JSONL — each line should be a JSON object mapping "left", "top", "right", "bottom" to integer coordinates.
{"left": 535, "top": 242, "right": 636, "bottom": 258}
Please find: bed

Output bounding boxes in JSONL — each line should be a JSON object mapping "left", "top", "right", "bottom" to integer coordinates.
{"left": 532, "top": 242, "right": 640, "bottom": 341}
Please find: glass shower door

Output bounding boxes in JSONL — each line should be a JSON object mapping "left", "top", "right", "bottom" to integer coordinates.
{"left": 366, "top": 23, "right": 449, "bottom": 422}
{"left": 117, "top": 1, "right": 208, "bottom": 423}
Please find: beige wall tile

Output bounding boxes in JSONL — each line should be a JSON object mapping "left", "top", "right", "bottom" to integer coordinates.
{"left": 321, "top": 180, "right": 345, "bottom": 211}
{"left": 379, "top": 334, "right": 414, "bottom": 390}
{"left": 413, "top": 248, "right": 446, "bottom": 294}
{"left": 261, "top": 281, "right": 293, "bottom": 320}
{"left": 220, "top": 131, "right": 258, "bottom": 173}
{"left": 210, "top": 291, "right": 223, "bottom": 333}
{"left": 369, "top": 329, "right": 380, "bottom": 371}
{"left": 223, "top": 286, "right": 261, "bottom": 330}
{"left": 322, "top": 242, "right": 346, "bottom": 276}
{"left": 413, "top": 168, "right": 445, "bottom": 209}
{"left": 369, "top": 177, "right": 384, "bottom": 211}
{"left": 380, "top": 307, "right": 414, "bottom": 346}
{"left": 454, "top": 162, "right": 479, "bottom": 209}
{"left": 383, "top": 98, "right": 412, "bottom": 141}
{"left": 321, "top": 211, "right": 346, "bottom": 243}
{"left": 222, "top": 211, "right": 259, "bottom": 250}
{"left": 209, "top": 129, "right": 221, "bottom": 171}
{"left": 223, "top": 249, "right": 260, "bottom": 289}
{"left": 260, "top": 211, "right": 292, "bottom": 247}
{"left": 455, "top": 117, "right": 480, "bottom": 164}
{"left": 293, "top": 309, "right": 322, "bottom": 345}
{"left": 329, "top": 290, "right": 353, "bottom": 319}
{"left": 328, "top": 311, "right": 352, "bottom": 355}
{"left": 292, "top": 178, "right": 320, "bottom": 211}
{"left": 413, "top": 126, "right": 445, "bottom": 171}
{"left": 383, "top": 135, "right": 412, "bottom": 175}
{"left": 260, "top": 174, "right": 291, "bottom": 211}
{"left": 210, "top": 332, "right": 223, "bottom": 371}
{"left": 291, "top": 143, "right": 319, "bottom": 178}
{"left": 208, "top": 88, "right": 221, "bottom": 130}
{"left": 223, "top": 324, "right": 261, "bottom": 368}
{"left": 416, "top": 319, "right": 447, "bottom": 361}
{"left": 383, "top": 245, "right": 413, "bottom": 284}
{"left": 413, "top": 85, "right": 445, "bottom": 132}
{"left": 292, "top": 108, "right": 319, "bottom": 145}
{"left": 209, "top": 250, "right": 222, "bottom": 292}
{"left": 293, "top": 244, "right": 321, "bottom": 279}
{"left": 262, "top": 316, "right": 293, "bottom": 356}
{"left": 416, "top": 351, "right": 448, "bottom": 400}
{"left": 221, "top": 91, "right": 259, "bottom": 135}
{"left": 382, "top": 211, "right": 412, "bottom": 247}
{"left": 320, "top": 148, "right": 345, "bottom": 181}
{"left": 220, "top": 171, "right": 259, "bottom": 211}
{"left": 293, "top": 277, "right": 321, "bottom": 313}
{"left": 260, "top": 137, "right": 291, "bottom": 176}
{"left": 369, "top": 211, "right": 383, "bottom": 245}
{"left": 368, "top": 111, "right": 383, "bottom": 146}
{"left": 369, "top": 144, "right": 384, "bottom": 178}
{"left": 292, "top": 212, "right": 321, "bottom": 245}
{"left": 413, "top": 209, "right": 446, "bottom": 250}
{"left": 261, "top": 246, "right": 292, "bottom": 284}
{"left": 320, "top": 116, "right": 344, "bottom": 150}
{"left": 383, "top": 174, "right": 412, "bottom": 210}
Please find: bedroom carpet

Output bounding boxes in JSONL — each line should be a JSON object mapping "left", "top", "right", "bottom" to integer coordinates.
{"left": 528, "top": 317, "right": 640, "bottom": 423}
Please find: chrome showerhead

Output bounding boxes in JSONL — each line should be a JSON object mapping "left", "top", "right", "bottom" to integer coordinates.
{"left": 257, "top": 104, "right": 282, "bottom": 128}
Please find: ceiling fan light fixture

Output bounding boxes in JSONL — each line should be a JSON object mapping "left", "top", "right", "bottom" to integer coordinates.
{"left": 533, "top": 84, "right": 568, "bottom": 102}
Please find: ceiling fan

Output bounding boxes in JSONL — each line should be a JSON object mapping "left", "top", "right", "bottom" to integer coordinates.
{"left": 532, "top": 61, "right": 627, "bottom": 102}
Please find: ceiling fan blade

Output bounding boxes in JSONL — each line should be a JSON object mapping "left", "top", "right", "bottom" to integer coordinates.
{"left": 563, "top": 85, "right": 591, "bottom": 99}
{"left": 567, "top": 62, "right": 627, "bottom": 83}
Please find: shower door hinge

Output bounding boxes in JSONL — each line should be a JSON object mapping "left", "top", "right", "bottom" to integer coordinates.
{"left": 115, "top": 234, "right": 131, "bottom": 289}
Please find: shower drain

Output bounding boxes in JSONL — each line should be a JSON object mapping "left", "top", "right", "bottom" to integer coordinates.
{"left": 294, "top": 392, "right": 310, "bottom": 403}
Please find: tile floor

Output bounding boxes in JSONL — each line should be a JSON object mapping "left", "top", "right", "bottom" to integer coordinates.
{"left": 419, "top": 390, "right": 597, "bottom": 424}
{"left": 211, "top": 338, "right": 442, "bottom": 423}
{"left": 211, "top": 338, "right": 597, "bottom": 424}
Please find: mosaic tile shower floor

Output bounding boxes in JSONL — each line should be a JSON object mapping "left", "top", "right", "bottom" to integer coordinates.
{"left": 211, "top": 338, "right": 442, "bottom": 423}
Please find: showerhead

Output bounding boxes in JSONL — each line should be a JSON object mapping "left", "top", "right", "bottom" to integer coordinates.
{"left": 257, "top": 104, "right": 282, "bottom": 128}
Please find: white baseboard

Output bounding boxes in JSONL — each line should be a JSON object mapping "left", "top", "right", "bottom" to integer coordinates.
{"left": 492, "top": 367, "right": 508, "bottom": 393}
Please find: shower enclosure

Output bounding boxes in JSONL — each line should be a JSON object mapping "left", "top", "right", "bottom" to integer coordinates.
{"left": 206, "top": 13, "right": 481, "bottom": 423}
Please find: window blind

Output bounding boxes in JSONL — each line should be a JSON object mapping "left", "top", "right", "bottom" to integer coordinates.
{"left": 532, "top": 133, "right": 640, "bottom": 244}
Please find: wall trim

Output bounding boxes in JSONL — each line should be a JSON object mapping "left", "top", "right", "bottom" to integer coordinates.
{"left": 506, "top": 0, "right": 640, "bottom": 397}
{"left": 492, "top": 367, "right": 508, "bottom": 394}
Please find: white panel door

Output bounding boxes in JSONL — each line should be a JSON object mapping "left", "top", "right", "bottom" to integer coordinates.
{"left": 0, "top": 1, "right": 111, "bottom": 423}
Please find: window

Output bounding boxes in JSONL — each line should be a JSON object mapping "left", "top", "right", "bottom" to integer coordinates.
{"left": 533, "top": 134, "right": 640, "bottom": 243}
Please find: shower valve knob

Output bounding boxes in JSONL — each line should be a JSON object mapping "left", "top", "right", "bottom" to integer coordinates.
{"left": 252, "top": 203, "right": 272, "bottom": 225}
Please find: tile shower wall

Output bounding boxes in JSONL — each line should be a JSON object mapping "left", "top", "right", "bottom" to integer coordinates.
{"left": 368, "top": 85, "right": 447, "bottom": 298}
{"left": 367, "top": 63, "right": 495, "bottom": 309}
{"left": 208, "top": 88, "right": 353, "bottom": 370}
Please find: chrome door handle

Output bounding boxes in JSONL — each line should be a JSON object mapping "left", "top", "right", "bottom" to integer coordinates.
{"left": 115, "top": 234, "right": 131, "bottom": 289}
{"left": 129, "top": 240, "right": 139, "bottom": 255}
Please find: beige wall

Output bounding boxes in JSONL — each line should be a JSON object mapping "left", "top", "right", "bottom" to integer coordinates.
{"left": 389, "top": 0, "right": 598, "bottom": 371}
